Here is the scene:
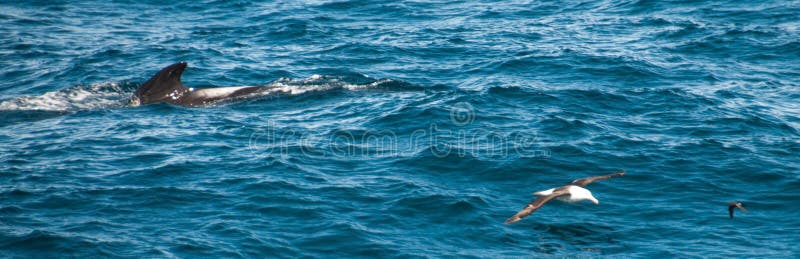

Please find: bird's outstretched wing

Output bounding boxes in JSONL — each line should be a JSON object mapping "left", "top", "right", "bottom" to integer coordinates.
{"left": 570, "top": 170, "right": 626, "bottom": 187}
{"left": 504, "top": 187, "right": 570, "bottom": 224}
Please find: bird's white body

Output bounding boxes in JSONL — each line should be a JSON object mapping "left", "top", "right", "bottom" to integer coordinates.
{"left": 534, "top": 185, "right": 599, "bottom": 204}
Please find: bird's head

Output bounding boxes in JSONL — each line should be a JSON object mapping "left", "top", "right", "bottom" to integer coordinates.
{"left": 569, "top": 185, "right": 599, "bottom": 205}
{"left": 589, "top": 195, "right": 599, "bottom": 205}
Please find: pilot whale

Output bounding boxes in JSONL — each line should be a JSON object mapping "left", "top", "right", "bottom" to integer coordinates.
{"left": 130, "top": 62, "right": 264, "bottom": 106}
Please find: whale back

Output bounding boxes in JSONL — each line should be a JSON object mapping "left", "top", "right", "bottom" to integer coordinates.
{"left": 131, "top": 62, "right": 190, "bottom": 105}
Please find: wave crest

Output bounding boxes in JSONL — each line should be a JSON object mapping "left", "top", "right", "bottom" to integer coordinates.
{"left": 0, "top": 82, "right": 132, "bottom": 111}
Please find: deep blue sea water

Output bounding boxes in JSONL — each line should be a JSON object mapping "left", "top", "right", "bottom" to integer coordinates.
{"left": 2, "top": 0, "right": 800, "bottom": 257}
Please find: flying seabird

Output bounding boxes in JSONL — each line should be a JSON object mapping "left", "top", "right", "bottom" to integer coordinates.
{"left": 728, "top": 201, "right": 747, "bottom": 219}
{"left": 504, "top": 171, "right": 626, "bottom": 224}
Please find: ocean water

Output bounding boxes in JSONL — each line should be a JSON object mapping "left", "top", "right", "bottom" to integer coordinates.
{"left": 1, "top": 0, "right": 799, "bottom": 257}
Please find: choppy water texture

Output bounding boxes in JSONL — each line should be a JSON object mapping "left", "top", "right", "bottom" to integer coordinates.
{"left": 2, "top": 0, "right": 800, "bottom": 257}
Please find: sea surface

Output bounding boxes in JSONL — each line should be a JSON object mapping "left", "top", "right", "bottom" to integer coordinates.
{"left": 1, "top": 0, "right": 799, "bottom": 257}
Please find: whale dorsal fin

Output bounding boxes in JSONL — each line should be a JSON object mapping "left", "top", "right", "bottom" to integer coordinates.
{"left": 132, "top": 62, "right": 190, "bottom": 105}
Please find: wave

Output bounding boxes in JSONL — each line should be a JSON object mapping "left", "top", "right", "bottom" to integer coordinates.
{"left": 0, "top": 82, "right": 133, "bottom": 112}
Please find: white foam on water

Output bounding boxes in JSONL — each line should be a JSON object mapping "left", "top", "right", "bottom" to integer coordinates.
{"left": 0, "top": 82, "right": 131, "bottom": 111}
{"left": 254, "top": 74, "right": 396, "bottom": 96}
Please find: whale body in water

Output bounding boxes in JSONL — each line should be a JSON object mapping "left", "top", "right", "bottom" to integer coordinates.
{"left": 130, "top": 62, "right": 263, "bottom": 106}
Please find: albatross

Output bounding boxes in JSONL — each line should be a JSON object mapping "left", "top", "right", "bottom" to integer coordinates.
{"left": 728, "top": 201, "right": 747, "bottom": 219}
{"left": 504, "top": 171, "right": 626, "bottom": 224}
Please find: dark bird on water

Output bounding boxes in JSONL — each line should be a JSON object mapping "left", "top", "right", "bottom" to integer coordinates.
{"left": 728, "top": 201, "right": 747, "bottom": 219}
{"left": 504, "top": 171, "right": 626, "bottom": 224}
